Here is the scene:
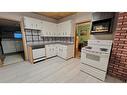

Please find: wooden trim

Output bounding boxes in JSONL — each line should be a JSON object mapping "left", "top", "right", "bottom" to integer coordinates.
{"left": 20, "top": 17, "right": 28, "bottom": 60}
{"left": 74, "top": 20, "right": 92, "bottom": 58}
{"left": 27, "top": 46, "right": 34, "bottom": 64}
{"left": 76, "top": 20, "right": 91, "bottom": 25}
{"left": 74, "top": 23, "right": 77, "bottom": 58}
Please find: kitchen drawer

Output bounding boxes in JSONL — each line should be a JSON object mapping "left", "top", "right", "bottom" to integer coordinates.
{"left": 80, "top": 63, "right": 106, "bottom": 81}
{"left": 32, "top": 48, "right": 45, "bottom": 59}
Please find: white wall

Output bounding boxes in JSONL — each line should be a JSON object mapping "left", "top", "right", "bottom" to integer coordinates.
{"left": 0, "top": 12, "right": 57, "bottom": 23}
{"left": 59, "top": 12, "right": 117, "bottom": 40}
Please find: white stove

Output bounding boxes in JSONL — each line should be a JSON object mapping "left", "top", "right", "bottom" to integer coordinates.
{"left": 80, "top": 40, "right": 112, "bottom": 81}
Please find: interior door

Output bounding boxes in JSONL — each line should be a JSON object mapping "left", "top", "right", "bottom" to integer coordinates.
{"left": 75, "top": 21, "right": 91, "bottom": 58}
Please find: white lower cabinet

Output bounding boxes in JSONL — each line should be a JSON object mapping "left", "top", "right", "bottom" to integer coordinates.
{"left": 46, "top": 44, "right": 74, "bottom": 60}
{"left": 45, "top": 44, "right": 57, "bottom": 58}
{"left": 32, "top": 48, "right": 45, "bottom": 59}
{"left": 61, "top": 45, "right": 74, "bottom": 59}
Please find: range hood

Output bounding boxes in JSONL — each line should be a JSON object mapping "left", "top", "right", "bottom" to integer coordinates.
{"left": 91, "top": 12, "right": 115, "bottom": 34}
{"left": 92, "top": 12, "right": 115, "bottom": 21}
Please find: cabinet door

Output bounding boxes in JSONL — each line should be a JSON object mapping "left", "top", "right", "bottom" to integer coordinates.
{"left": 35, "top": 20, "right": 43, "bottom": 30}
{"left": 57, "top": 24, "right": 61, "bottom": 36}
{"left": 32, "top": 48, "right": 45, "bottom": 59}
{"left": 48, "top": 22, "right": 51, "bottom": 36}
{"left": 49, "top": 22, "right": 54, "bottom": 36}
{"left": 57, "top": 20, "right": 72, "bottom": 37}
{"left": 60, "top": 23, "right": 64, "bottom": 36}
{"left": 44, "top": 22, "right": 53, "bottom": 36}
{"left": 42, "top": 22, "right": 47, "bottom": 36}
{"left": 43, "top": 21, "right": 49, "bottom": 36}
{"left": 50, "top": 45, "right": 56, "bottom": 57}
{"left": 55, "top": 24, "right": 59, "bottom": 36}
{"left": 61, "top": 46, "right": 67, "bottom": 59}
{"left": 65, "top": 20, "right": 72, "bottom": 36}
{"left": 24, "top": 17, "right": 43, "bottom": 30}
{"left": 46, "top": 45, "right": 54, "bottom": 58}
{"left": 57, "top": 45, "right": 61, "bottom": 57}
{"left": 62, "top": 50, "right": 67, "bottom": 59}
{"left": 52, "top": 24, "right": 57, "bottom": 36}
{"left": 50, "top": 45, "right": 53, "bottom": 56}
{"left": 62, "top": 22, "right": 67, "bottom": 36}
{"left": 52, "top": 45, "right": 56, "bottom": 56}
{"left": 46, "top": 45, "right": 49, "bottom": 57}
{"left": 29, "top": 18, "right": 38, "bottom": 29}
{"left": 24, "top": 17, "right": 33, "bottom": 29}
{"left": 59, "top": 45, "right": 63, "bottom": 57}
{"left": 54, "top": 45, "right": 58, "bottom": 56}
{"left": 67, "top": 45, "right": 74, "bottom": 59}
{"left": 55, "top": 44, "right": 58, "bottom": 55}
{"left": 31, "top": 19, "right": 37, "bottom": 29}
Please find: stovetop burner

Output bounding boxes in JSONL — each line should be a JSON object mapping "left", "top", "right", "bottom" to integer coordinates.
{"left": 85, "top": 46, "right": 92, "bottom": 49}
{"left": 100, "top": 48, "right": 108, "bottom": 52}
{"left": 82, "top": 46, "right": 110, "bottom": 54}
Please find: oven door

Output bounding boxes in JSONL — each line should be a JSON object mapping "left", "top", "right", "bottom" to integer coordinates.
{"left": 81, "top": 50, "right": 109, "bottom": 71}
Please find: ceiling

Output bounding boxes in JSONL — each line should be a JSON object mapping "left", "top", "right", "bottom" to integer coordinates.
{"left": 36, "top": 12, "right": 76, "bottom": 20}
{"left": 0, "top": 19, "right": 20, "bottom": 27}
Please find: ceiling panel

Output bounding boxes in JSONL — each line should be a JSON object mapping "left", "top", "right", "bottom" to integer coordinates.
{"left": 36, "top": 12, "right": 76, "bottom": 20}
{"left": 0, "top": 19, "right": 19, "bottom": 27}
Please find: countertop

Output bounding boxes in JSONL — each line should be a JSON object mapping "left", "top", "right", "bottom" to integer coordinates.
{"left": 27, "top": 42, "right": 74, "bottom": 48}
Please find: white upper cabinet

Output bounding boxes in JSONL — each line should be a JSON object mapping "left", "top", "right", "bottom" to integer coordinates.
{"left": 57, "top": 20, "right": 73, "bottom": 37}
{"left": 42, "top": 20, "right": 73, "bottom": 37}
{"left": 24, "top": 17, "right": 73, "bottom": 37}
{"left": 65, "top": 20, "right": 73, "bottom": 36}
{"left": 24, "top": 17, "right": 43, "bottom": 30}
{"left": 42, "top": 21, "right": 57, "bottom": 36}
{"left": 57, "top": 23, "right": 62, "bottom": 36}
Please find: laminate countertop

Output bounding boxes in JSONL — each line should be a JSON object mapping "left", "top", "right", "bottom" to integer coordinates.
{"left": 27, "top": 42, "right": 74, "bottom": 48}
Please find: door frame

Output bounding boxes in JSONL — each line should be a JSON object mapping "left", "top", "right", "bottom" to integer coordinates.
{"left": 20, "top": 17, "right": 28, "bottom": 60}
{"left": 74, "top": 20, "right": 92, "bottom": 58}
{"left": 0, "top": 17, "right": 27, "bottom": 60}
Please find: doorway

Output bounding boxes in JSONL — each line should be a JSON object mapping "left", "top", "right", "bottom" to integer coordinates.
{"left": 0, "top": 18, "right": 24, "bottom": 65}
{"left": 74, "top": 21, "right": 91, "bottom": 58}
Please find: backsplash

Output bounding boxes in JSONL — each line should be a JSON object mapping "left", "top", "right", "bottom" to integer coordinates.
{"left": 42, "top": 37, "right": 74, "bottom": 43}
{"left": 25, "top": 29, "right": 42, "bottom": 42}
{"left": 25, "top": 29, "right": 74, "bottom": 44}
